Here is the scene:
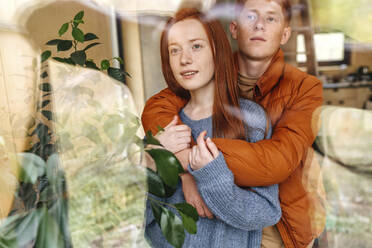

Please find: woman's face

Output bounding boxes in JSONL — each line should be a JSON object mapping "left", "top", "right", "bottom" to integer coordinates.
{"left": 167, "top": 18, "right": 215, "bottom": 92}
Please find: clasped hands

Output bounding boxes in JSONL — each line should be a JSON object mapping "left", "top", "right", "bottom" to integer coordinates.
{"left": 155, "top": 115, "right": 219, "bottom": 219}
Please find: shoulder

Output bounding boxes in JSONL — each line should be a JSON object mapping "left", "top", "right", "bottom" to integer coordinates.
{"left": 281, "top": 64, "right": 323, "bottom": 97}
{"left": 145, "top": 88, "right": 185, "bottom": 106}
{"left": 283, "top": 64, "right": 322, "bottom": 87}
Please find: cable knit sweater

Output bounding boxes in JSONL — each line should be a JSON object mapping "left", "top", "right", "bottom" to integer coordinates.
{"left": 145, "top": 98, "right": 281, "bottom": 248}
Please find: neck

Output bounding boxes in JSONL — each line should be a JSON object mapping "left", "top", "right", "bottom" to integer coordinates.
{"left": 237, "top": 52, "right": 274, "bottom": 78}
{"left": 185, "top": 81, "right": 214, "bottom": 119}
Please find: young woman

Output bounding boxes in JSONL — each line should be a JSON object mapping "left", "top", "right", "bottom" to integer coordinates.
{"left": 144, "top": 8, "right": 281, "bottom": 248}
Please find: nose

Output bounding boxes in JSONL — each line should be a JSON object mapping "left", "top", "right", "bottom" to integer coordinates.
{"left": 254, "top": 16, "right": 265, "bottom": 31}
{"left": 180, "top": 49, "right": 192, "bottom": 65}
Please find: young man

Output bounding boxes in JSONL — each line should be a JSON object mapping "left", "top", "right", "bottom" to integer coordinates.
{"left": 141, "top": 0, "right": 325, "bottom": 247}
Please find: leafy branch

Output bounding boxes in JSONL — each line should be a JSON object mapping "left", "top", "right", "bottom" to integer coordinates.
{"left": 41, "top": 10, "right": 129, "bottom": 83}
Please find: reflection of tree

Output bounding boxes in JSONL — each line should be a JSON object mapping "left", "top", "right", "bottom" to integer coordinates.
{"left": 0, "top": 54, "right": 148, "bottom": 247}
{"left": 311, "top": 0, "right": 372, "bottom": 42}
{"left": 314, "top": 106, "right": 372, "bottom": 178}
{"left": 313, "top": 141, "right": 372, "bottom": 178}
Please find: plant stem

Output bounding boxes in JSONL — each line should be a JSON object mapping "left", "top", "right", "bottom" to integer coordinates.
{"left": 148, "top": 195, "right": 177, "bottom": 210}
{"left": 70, "top": 21, "right": 77, "bottom": 51}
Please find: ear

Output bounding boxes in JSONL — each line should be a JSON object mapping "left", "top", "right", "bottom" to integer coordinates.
{"left": 229, "top": 21, "right": 238, "bottom": 40}
{"left": 280, "top": 26, "right": 291, "bottom": 45}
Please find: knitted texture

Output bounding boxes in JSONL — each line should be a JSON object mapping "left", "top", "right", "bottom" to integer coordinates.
{"left": 145, "top": 99, "right": 280, "bottom": 248}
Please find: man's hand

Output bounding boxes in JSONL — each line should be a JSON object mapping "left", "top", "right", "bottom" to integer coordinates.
{"left": 156, "top": 115, "right": 191, "bottom": 153}
{"left": 180, "top": 173, "right": 214, "bottom": 219}
{"left": 189, "top": 131, "right": 219, "bottom": 170}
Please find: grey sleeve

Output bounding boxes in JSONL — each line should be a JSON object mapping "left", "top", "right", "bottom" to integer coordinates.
{"left": 189, "top": 153, "right": 281, "bottom": 231}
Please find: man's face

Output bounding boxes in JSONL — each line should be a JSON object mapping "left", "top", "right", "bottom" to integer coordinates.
{"left": 230, "top": 0, "right": 291, "bottom": 61}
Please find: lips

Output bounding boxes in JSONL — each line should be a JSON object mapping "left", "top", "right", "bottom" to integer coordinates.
{"left": 250, "top": 37, "right": 266, "bottom": 41}
{"left": 180, "top": 70, "right": 198, "bottom": 79}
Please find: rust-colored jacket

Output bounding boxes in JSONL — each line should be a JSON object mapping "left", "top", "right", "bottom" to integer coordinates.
{"left": 141, "top": 49, "right": 326, "bottom": 248}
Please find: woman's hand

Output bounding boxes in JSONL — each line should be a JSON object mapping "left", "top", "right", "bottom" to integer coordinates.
{"left": 155, "top": 115, "right": 191, "bottom": 153}
{"left": 180, "top": 173, "right": 214, "bottom": 219}
{"left": 189, "top": 131, "right": 219, "bottom": 170}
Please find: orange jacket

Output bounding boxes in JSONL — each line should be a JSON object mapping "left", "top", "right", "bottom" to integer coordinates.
{"left": 141, "top": 49, "right": 326, "bottom": 248}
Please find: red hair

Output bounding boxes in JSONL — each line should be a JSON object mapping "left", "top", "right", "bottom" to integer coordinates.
{"left": 160, "top": 8, "right": 245, "bottom": 140}
{"left": 236, "top": 0, "right": 292, "bottom": 23}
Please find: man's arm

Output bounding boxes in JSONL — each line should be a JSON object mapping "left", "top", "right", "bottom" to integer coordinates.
{"left": 141, "top": 88, "right": 187, "bottom": 135}
{"left": 213, "top": 77, "right": 323, "bottom": 186}
{"left": 141, "top": 79, "right": 323, "bottom": 186}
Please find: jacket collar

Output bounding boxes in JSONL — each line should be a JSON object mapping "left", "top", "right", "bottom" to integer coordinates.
{"left": 255, "top": 49, "right": 285, "bottom": 98}
{"left": 235, "top": 49, "right": 285, "bottom": 99}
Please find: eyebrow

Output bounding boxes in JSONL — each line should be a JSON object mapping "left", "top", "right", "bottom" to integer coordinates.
{"left": 246, "top": 9, "right": 280, "bottom": 16}
{"left": 168, "top": 38, "right": 206, "bottom": 46}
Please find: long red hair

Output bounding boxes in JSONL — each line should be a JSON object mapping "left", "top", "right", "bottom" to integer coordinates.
{"left": 160, "top": 8, "right": 245, "bottom": 139}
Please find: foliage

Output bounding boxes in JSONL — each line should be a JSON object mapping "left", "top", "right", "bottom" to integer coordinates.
{"left": 0, "top": 10, "right": 198, "bottom": 248}
{"left": 311, "top": 0, "right": 372, "bottom": 42}
{"left": 41, "top": 10, "right": 130, "bottom": 83}
{"left": 145, "top": 131, "right": 199, "bottom": 248}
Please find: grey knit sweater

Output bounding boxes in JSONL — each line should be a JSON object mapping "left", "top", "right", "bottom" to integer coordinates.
{"left": 145, "top": 99, "right": 281, "bottom": 248}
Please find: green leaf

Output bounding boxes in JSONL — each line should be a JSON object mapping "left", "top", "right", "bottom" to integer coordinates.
{"left": 164, "top": 182, "right": 177, "bottom": 197}
{"left": 160, "top": 206, "right": 185, "bottom": 248}
{"left": 147, "top": 168, "right": 166, "bottom": 197}
{"left": 47, "top": 198, "right": 71, "bottom": 247}
{"left": 18, "top": 182, "right": 37, "bottom": 210}
{"left": 46, "top": 39, "right": 63, "bottom": 45}
{"left": 34, "top": 207, "right": 64, "bottom": 248}
{"left": 42, "top": 110, "right": 53, "bottom": 121}
{"left": 83, "top": 42, "right": 101, "bottom": 51}
{"left": 157, "top": 125, "right": 165, "bottom": 132}
{"left": 41, "top": 50, "right": 51, "bottom": 63}
{"left": 70, "top": 50, "right": 86, "bottom": 66}
{"left": 174, "top": 203, "right": 198, "bottom": 233}
{"left": 52, "top": 57, "right": 76, "bottom": 65}
{"left": 72, "top": 27, "right": 84, "bottom": 43}
{"left": 58, "top": 23, "right": 69, "bottom": 36}
{"left": 39, "top": 83, "right": 52, "bottom": 92}
{"left": 74, "top": 10, "right": 84, "bottom": 21}
{"left": 0, "top": 209, "right": 43, "bottom": 247}
{"left": 179, "top": 212, "right": 197, "bottom": 234}
{"left": 41, "top": 71, "right": 48, "bottom": 78}
{"left": 46, "top": 154, "right": 65, "bottom": 196}
{"left": 150, "top": 201, "right": 163, "bottom": 225}
{"left": 100, "top": 59, "right": 110, "bottom": 70}
{"left": 41, "top": 144, "right": 55, "bottom": 159}
{"left": 17, "top": 153, "right": 46, "bottom": 184}
{"left": 73, "top": 19, "right": 84, "bottom": 25}
{"left": 147, "top": 149, "right": 183, "bottom": 188}
{"left": 174, "top": 203, "right": 199, "bottom": 222}
{"left": 85, "top": 60, "right": 99, "bottom": 70}
{"left": 84, "top": 33, "right": 99, "bottom": 41}
{"left": 57, "top": 40, "right": 72, "bottom": 51}
{"left": 108, "top": 67, "right": 126, "bottom": 83}
{"left": 82, "top": 122, "right": 101, "bottom": 144}
{"left": 145, "top": 130, "right": 162, "bottom": 146}
{"left": 113, "top": 57, "right": 124, "bottom": 64}
{"left": 41, "top": 100, "right": 50, "bottom": 108}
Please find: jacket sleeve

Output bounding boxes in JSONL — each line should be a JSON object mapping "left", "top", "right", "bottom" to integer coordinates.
{"left": 141, "top": 88, "right": 187, "bottom": 135}
{"left": 212, "top": 77, "right": 323, "bottom": 186}
{"left": 189, "top": 153, "right": 281, "bottom": 231}
{"left": 141, "top": 78, "right": 323, "bottom": 186}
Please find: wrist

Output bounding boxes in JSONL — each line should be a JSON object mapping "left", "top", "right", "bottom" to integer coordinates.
{"left": 179, "top": 172, "right": 191, "bottom": 180}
